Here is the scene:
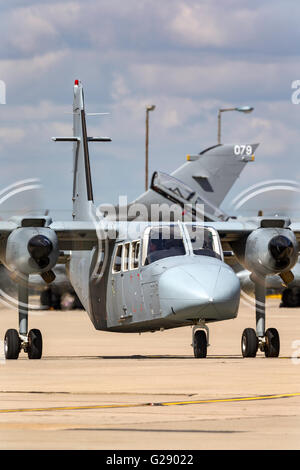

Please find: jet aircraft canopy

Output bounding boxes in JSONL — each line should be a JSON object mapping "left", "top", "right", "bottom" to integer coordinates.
{"left": 151, "top": 171, "right": 227, "bottom": 221}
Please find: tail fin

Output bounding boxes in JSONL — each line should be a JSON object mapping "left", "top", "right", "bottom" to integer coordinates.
{"left": 131, "top": 143, "right": 258, "bottom": 221}
{"left": 52, "top": 80, "right": 111, "bottom": 221}
{"left": 172, "top": 143, "right": 259, "bottom": 208}
{"left": 72, "top": 80, "right": 94, "bottom": 220}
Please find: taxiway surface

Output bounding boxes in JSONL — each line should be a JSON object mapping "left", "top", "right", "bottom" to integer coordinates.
{"left": 0, "top": 298, "right": 299, "bottom": 449}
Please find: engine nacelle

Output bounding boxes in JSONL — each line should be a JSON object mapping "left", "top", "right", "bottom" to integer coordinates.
{"left": 5, "top": 227, "right": 59, "bottom": 276}
{"left": 244, "top": 227, "right": 298, "bottom": 277}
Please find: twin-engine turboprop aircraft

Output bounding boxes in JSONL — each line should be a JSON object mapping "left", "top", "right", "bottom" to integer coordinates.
{"left": 1, "top": 80, "right": 300, "bottom": 360}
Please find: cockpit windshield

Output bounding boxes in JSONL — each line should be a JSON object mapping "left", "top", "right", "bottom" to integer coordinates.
{"left": 145, "top": 225, "right": 185, "bottom": 265}
{"left": 186, "top": 225, "right": 222, "bottom": 260}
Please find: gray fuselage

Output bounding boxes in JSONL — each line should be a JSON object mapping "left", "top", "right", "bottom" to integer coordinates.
{"left": 72, "top": 223, "right": 241, "bottom": 333}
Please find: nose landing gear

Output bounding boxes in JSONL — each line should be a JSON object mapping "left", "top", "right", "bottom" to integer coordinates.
{"left": 192, "top": 322, "right": 209, "bottom": 358}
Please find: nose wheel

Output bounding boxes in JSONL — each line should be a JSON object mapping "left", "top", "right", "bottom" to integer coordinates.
{"left": 4, "top": 277, "right": 43, "bottom": 360}
{"left": 192, "top": 323, "right": 209, "bottom": 358}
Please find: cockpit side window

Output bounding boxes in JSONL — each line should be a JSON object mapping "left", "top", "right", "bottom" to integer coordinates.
{"left": 144, "top": 226, "right": 185, "bottom": 265}
{"left": 122, "top": 243, "right": 130, "bottom": 271}
{"left": 131, "top": 241, "right": 140, "bottom": 270}
{"left": 112, "top": 244, "right": 122, "bottom": 273}
{"left": 186, "top": 226, "right": 221, "bottom": 260}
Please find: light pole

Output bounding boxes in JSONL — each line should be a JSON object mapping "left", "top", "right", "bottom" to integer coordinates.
{"left": 145, "top": 104, "right": 156, "bottom": 191}
{"left": 217, "top": 106, "right": 254, "bottom": 145}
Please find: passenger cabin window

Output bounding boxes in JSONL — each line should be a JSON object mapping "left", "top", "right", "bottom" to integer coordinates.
{"left": 131, "top": 241, "right": 140, "bottom": 269}
{"left": 112, "top": 244, "right": 122, "bottom": 273}
{"left": 145, "top": 226, "right": 185, "bottom": 265}
{"left": 122, "top": 243, "right": 130, "bottom": 271}
{"left": 186, "top": 225, "right": 221, "bottom": 260}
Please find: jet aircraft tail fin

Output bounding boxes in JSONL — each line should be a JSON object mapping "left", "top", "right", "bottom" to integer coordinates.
{"left": 172, "top": 143, "right": 259, "bottom": 209}
{"left": 132, "top": 143, "right": 259, "bottom": 221}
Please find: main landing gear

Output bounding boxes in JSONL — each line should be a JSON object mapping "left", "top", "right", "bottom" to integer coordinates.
{"left": 4, "top": 277, "right": 43, "bottom": 360}
{"left": 241, "top": 277, "right": 280, "bottom": 358}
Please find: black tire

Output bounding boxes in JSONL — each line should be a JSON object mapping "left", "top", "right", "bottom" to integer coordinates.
{"left": 241, "top": 328, "right": 258, "bottom": 358}
{"left": 264, "top": 328, "right": 280, "bottom": 358}
{"left": 281, "top": 289, "right": 299, "bottom": 308}
{"left": 193, "top": 330, "right": 207, "bottom": 358}
{"left": 4, "top": 329, "right": 20, "bottom": 359}
{"left": 27, "top": 329, "right": 43, "bottom": 359}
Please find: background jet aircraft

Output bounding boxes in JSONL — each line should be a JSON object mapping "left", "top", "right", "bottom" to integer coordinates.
{"left": 128, "top": 143, "right": 258, "bottom": 222}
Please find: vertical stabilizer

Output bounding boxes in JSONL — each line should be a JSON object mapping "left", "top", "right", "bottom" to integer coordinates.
{"left": 52, "top": 80, "right": 111, "bottom": 221}
{"left": 72, "top": 80, "right": 94, "bottom": 221}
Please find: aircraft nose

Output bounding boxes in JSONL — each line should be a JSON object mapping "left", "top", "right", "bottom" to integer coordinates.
{"left": 211, "top": 265, "right": 241, "bottom": 317}
{"left": 159, "top": 262, "right": 240, "bottom": 321}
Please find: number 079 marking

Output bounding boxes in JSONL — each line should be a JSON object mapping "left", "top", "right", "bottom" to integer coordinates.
{"left": 234, "top": 145, "right": 252, "bottom": 156}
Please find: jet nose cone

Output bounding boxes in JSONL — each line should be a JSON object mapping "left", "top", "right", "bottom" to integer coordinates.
{"left": 159, "top": 261, "right": 240, "bottom": 321}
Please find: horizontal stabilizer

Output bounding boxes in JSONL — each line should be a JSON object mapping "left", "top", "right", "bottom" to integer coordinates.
{"left": 87, "top": 137, "right": 112, "bottom": 142}
{"left": 52, "top": 137, "right": 80, "bottom": 142}
{"left": 52, "top": 136, "right": 111, "bottom": 142}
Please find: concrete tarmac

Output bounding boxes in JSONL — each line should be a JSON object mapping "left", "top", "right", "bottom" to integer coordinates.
{"left": 0, "top": 297, "right": 300, "bottom": 449}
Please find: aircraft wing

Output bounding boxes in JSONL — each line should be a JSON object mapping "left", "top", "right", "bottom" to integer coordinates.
{"left": 289, "top": 223, "right": 300, "bottom": 243}
{"left": 49, "top": 218, "right": 270, "bottom": 249}
{"left": 0, "top": 217, "right": 295, "bottom": 245}
{"left": 0, "top": 221, "right": 18, "bottom": 239}
{"left": 0, "top": 216, "right": 299, "bottom": 263}
{"left": 204, "top": 220, "right": 257, "bottom": 241}
{"left": 49, "top": 221, "right": 99, "bottom": 250}
{"left": 205, "top": 217, "right": 300, "bottom": 241}
{"left": 0, "top": 220, "right": 98, "bottom": 252}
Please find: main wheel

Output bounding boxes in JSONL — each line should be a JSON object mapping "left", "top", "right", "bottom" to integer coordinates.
{"left": 4, "top": 329, "right": 21, "bottom": 359}
{"left": 264, "top": 328, "right": 280, "bottom": 357}
{"left": 27, "top": 329, "right": 43, "bottom": 359}
{"left": 241, "top": 328, "right": 258, "bottom": 357}
{"left": 193, "top": 330, "right": 207, "bottom": 358}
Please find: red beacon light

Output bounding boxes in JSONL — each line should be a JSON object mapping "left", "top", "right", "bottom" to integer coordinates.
{"left": 74, "top": 79, "right": 79, "bottom": 86}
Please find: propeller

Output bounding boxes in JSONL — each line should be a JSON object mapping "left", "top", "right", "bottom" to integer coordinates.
{"left": 27, "top": 234, "right": 53, "bottom": 269}
{"left": 268, "top": 235, "right": 294, "bottom": 270}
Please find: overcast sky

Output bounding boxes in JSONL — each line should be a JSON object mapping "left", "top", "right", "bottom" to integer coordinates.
{"left": 1, "top": 0, "right": 300, "bottom": 219}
